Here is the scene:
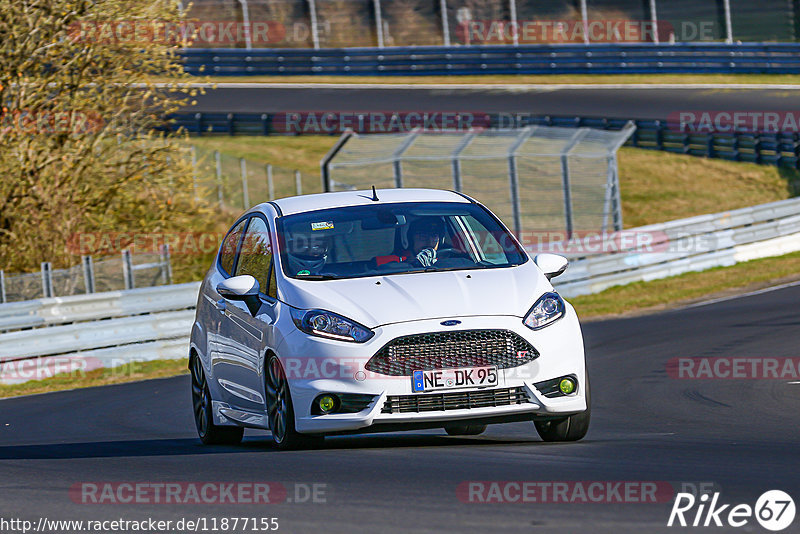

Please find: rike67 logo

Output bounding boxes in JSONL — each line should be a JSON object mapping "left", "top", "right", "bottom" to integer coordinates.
{"left": 668, "top": 490, "right": 795, "bottom": 531}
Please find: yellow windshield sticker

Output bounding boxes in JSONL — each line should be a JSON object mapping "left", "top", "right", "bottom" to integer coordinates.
{"left": 311, "top": 221, "right": 334, "bottom": 231}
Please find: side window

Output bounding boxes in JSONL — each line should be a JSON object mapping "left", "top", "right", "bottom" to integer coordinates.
{"left": 219, "top": 219, "right": 247, "bottom": 276}
{"left": 235, "top": 217, "right": 273, "bottom": 297}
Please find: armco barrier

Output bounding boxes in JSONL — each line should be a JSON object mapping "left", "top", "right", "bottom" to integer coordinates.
{"left": 169, "top": 113, "right": 800, "bottom": 170}
{"left": 182, "top": 43, "right": 800, "bottom": 76}
{"left": 0, "top": 311, "right": 194, "bottom": 361}
{"left": 553, "top": 197, "right": 800, "bottom": 298}
{"left": 0, "top": 282, "right": 200, "bottom": 385}
{"left": 0, "top": 282, "right": 200, "bottom": 332}
{"left": 553, "top": 196, "right": 800, "bottom": 261}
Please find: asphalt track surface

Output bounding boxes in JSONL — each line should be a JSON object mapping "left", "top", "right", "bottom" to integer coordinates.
{"left": 188, "top": 86, "right": 800, "bottom": 120}
{"left": 1, "top": 284, "right": 799, "bottom": 533}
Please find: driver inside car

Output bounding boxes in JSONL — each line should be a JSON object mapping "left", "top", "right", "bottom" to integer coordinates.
{"left": 371, "top": 216, "right": 449, "bottom": 269}
{"left": 408, "top": 217, "right": 446, "bottom": 267}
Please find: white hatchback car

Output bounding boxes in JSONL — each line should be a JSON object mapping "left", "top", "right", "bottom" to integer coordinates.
{"left": 190, "top": 188, "right": 589, "bottom": 449}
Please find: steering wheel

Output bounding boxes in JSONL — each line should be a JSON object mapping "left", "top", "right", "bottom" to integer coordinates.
{"left": 436, "top": 247, "right": 463, "bottom": 260}
{"left": 436, "top": 247, "right": 468, "bottom": 260}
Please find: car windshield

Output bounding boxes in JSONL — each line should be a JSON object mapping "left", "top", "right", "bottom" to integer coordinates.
{"left": 276, "top": 201, "right": 527, "bottom": 280}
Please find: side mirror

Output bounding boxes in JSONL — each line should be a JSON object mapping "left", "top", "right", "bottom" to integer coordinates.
{"left": 217, "top": 275, "right": 261, "bottom": 316}
{"left": 534, "top": 253, "right": 569, "bottom": 280}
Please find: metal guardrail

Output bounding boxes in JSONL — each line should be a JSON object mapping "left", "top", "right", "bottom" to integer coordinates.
{"left": 170, "top": 112, "right": 800, "bottom": 170}
{"left": 0, "top": 282, "right": 200, "bottom": 333}
{"left": 553, "top": 197, "right": 800, "bottom": 298}
{"left": 182, "top": 43, "right": 800, "bottom": 76}
{"left": 1, "top": 311, "right": 194, "bottom": 361}
{"left": 549, "top": 196, "right": 800, "bottom": 260}
{"left": 0, "top": 283, "right": 200, "bottom": 384}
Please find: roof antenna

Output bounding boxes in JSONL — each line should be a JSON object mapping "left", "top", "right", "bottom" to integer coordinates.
{"left": 371, "top": 185, "right": 379, "bottom": 202}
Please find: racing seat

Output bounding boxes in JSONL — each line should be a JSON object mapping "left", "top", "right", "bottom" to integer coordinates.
{"left": 373, "top": 254, "right": 407, "bottom": 267}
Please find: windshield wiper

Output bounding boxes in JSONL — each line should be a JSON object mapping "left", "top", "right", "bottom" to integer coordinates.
{"left": 421, "top": 265, "right": 503, "bottom": 273}
{"left": 295, "top": 274, "right": 339, "bottom": 280}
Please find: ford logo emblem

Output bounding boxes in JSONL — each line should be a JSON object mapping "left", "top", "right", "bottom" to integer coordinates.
{"left": 440, "top": 320, "right": 461, "bottom": 326}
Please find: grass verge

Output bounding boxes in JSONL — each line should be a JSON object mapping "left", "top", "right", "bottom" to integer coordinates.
{"left": 616, "top": 148, "right": 800, "bottom": 227}
{"left": 0, "top": 359, "right": 189, "bottom": 399}
{"left": 189, "top": 135, "right": 334, "bottom": 179}
{"left": 571, "top": 250, "right": 800, "bottom": 319}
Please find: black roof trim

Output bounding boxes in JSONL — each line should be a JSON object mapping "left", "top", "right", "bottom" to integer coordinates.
{"left": 268, "top": 201, "right": 283, "bottom": 217}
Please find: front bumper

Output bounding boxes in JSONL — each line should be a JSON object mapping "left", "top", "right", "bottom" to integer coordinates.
{"left": 276, "top": 306, "right": 587, "bottom": 434}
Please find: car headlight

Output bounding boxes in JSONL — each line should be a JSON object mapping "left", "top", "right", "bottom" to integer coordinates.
{"left": 523, "top": 292, "right": 565, "bottom": 330}
{"left": 290, "top": 308, "right": 374, "bottom": 343}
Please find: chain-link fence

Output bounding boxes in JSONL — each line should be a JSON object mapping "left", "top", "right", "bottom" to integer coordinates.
{"left": 178, "top": 0, "right": 799, "bottom": 48}
{"left": 0, "top": 145, "right": 310, "bottom": 304}
{"left": 190, "top": 145, "right": 310, "bottom": 212}
{"left": 323, "top": 124, "right": 635, "bottom": 243}
{"left": 0, "top": 250, "right": 172, "bottom": 304}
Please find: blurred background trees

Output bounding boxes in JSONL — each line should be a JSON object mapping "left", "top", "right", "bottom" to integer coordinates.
{"left": 0, "top": 0, "right": 218, "bottom": 279}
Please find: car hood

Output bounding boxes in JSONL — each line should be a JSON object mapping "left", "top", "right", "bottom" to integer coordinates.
{"left": 280, "top": 262, "right": 551, "bottom": 328}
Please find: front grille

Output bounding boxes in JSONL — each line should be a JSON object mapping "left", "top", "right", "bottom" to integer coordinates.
{"left": 366, "top": 329, "right": 538, "bottom": 377}
{"left": 382, "top": 386, "right": 530, "bottom": 414}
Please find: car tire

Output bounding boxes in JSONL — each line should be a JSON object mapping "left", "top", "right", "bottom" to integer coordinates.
{"left": 534, "top": 376, "right": 591, "bottom": 442}
{"left": 191, "top": 355, "right": 245, "bottom": 445}
{"left": 444, "top": 423, "right": 487, "bottom": 436}
{"left": 266, "top": 355, "right": 324, "bottom": 451}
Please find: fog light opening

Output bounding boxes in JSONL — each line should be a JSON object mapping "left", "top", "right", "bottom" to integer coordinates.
{"left": 559, "top": 377, "right": 576, "bottom": 395}
{"left": 315, "top": 394, "right": 339, "bottom": 414}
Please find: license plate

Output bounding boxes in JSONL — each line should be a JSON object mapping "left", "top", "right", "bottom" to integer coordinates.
{"left": 412, "top": 366, "right": 498, "bottom": 393}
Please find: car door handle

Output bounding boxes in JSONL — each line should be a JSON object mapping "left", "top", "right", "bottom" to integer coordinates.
{"left": 215, "top": 299, "right": 227, "bottom": 313}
